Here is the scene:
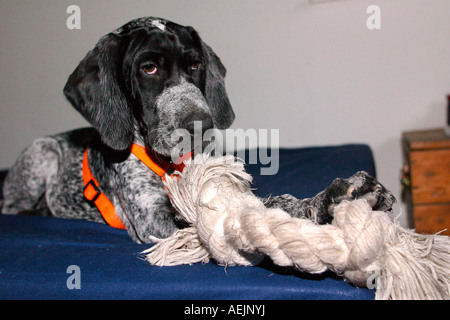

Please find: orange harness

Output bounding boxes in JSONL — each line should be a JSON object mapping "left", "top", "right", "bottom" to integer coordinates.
{"left": 82, "top": 144, "right": 191, "bottom": 229}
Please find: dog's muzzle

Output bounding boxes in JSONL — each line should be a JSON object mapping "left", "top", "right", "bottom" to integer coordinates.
{"left": 150, "top": 79, "right": 214, "bottom": 156}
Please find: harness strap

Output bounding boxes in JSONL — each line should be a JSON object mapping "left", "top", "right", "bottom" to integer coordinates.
{"left": 82, "top": 149, "right": 126, "bottom": 229}
{"left": 82, "top": 144, "right": 192, "bottom": 229}
{"left": 130, "top": 144, "right": 191, "bottom": 180}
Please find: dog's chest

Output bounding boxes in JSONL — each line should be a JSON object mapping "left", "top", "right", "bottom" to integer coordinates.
{"left": 113, "top": 156, "right": 167, "bottom": 204}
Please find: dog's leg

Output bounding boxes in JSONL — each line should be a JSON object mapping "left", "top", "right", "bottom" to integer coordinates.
{"left": 2, "top": 137, "right": 61, "bottom": 214}
{"left": 264, "top": 171, "right": 396, "bottom": 224}
{"left": 110, "top": 157, "right": 181, "bottom": 243}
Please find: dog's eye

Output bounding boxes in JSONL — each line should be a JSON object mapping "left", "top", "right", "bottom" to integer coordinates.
{"left": 142, "top": 64, "right": 158, "bottom": 75}
{"left": 190, "top": 62, "right": 201, "bottom": 71}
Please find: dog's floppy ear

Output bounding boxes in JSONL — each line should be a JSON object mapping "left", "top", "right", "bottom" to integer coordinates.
{"left": 63, "top": 33, "right": 134, "bottom": 150}
{"left": 200, "top": 41, "right": 235, "bottom": 129}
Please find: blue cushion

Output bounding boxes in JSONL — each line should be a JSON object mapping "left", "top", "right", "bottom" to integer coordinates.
{"left": 244, "top": 145, "right": 376, "bottom": 199}
{"left": 0, "top": 145, "right": 375, "bottom": 299}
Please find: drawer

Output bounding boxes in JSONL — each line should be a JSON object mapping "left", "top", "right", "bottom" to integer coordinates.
{"left": 410, "top": 149, "right": 450, "bottom": 204}
{"left": 413, "top": 204, "right": 450, "bottom": 236}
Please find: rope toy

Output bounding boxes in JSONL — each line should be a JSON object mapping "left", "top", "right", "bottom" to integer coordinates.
{"left": 143, "top": 154, "right": 450, "bottom": 300}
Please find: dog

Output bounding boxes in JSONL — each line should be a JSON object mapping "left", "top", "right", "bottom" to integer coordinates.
{"left": 2, "top": 17, "right": 395, "bottom": 243}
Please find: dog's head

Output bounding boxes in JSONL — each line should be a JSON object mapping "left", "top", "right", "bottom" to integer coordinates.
{"left": 64, "top": 17, "right": 234, "bottom": 156}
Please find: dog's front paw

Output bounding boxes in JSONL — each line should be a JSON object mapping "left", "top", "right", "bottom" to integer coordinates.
{"left": 327, "top": 171, "right": 396, "bottom": 213}
{"left": 348, "top": 171, "right": 396, "bottom": 211}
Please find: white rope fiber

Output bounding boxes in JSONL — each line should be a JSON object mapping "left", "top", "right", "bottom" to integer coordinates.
{"left": 143, "top": 154, "right": 450, "bottom": 300}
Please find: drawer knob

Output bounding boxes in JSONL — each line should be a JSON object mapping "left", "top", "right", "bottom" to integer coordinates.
{"left": 401, "top": 163, "right": 410, "bottom": 187}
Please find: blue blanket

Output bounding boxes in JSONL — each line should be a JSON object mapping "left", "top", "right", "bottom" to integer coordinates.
{"left": 0, "top": 145, "right": 375, "bottom": 299}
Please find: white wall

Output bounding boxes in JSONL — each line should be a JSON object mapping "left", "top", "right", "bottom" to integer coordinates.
{"left": 1, "top": 0, "right": 449, "bottom": 227}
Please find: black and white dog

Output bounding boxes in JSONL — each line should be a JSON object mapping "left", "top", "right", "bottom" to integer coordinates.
{"left": 2, "top": 17, "right": 395, "bottom": 243}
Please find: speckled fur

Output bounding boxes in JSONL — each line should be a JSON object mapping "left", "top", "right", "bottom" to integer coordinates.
{"left": 3, "top": 128, "right": 182, "bottom": 243}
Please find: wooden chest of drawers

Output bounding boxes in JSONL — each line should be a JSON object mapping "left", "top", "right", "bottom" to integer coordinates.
{"left": 402, "top": 128, "right": 450, "bottom": 235}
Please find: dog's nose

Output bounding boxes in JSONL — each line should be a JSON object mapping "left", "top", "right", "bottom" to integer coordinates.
{"left": 184, "top": 113, "right": 214, "bottom": 135}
